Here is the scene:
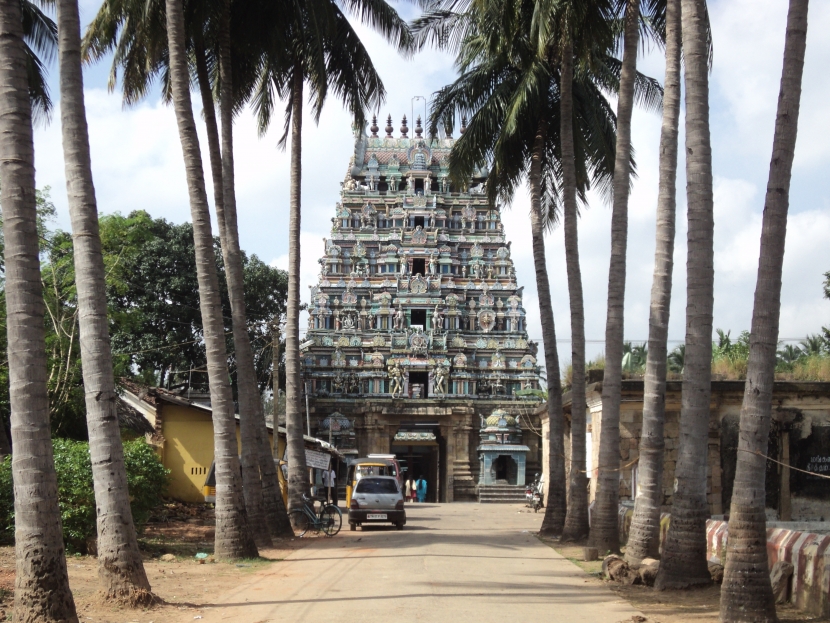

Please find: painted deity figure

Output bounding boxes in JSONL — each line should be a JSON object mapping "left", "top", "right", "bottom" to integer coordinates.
{"left": 388, "top": 361, "right": 404, "bottom": 398}
{"left": 332, "top": 371, "right": 345, "bottom": 393}
{"left": 434, "top": 365, "right": 448, "bottom": 396}
{"left": 428, "top": 253, "right": 438, "bottom": 275}
{"left": 399, "top": 255, "right": 408, "bottom": 275}
{"left": 342, "top": 312, "right": 355, "bottom": 330}
{"left": 394, "top": 306, "right": 405, "bottom": 331}
{"left": 431, "top": 305, "right": 444, "bottom": 332}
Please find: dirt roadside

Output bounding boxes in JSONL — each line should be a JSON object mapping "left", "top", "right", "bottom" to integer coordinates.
{"left": 541, "top": 539, "right": 829, "bottom": 623}
{"left": 0, "top": 513, "right": 309, "bottom": 623}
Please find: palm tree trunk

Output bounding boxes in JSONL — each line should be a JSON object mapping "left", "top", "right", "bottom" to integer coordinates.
{"left": 589, "top": 0, "right": 639, "bottom": 554}
{"left": 196, "top": 46, "right": 287, "bottom": 535}
{"left": 164, "top": 0, "right": 257, "bottom": 560}
{"left": 531, "top": 119, "right": 567, "bottom": 537}
{"left": 655, "top": 0, "right": 715, "bottom": 589}
{"left": 194, "top": 38, "right": 227, "bottom": 245}
{"left": 560, "top": 39, "right": 589, "bottom": 543}
{"left": 285, "top": 66, "right": 309, "bottom": 510}
{"left": 720, "top": 1, "right": 808, "bottom": 620}
{"left": 216, "top": 2, "right": 274, "bottom": 550}
{"left": 56, "top": 0, "right": 154, "bottom": 603}
{"left": 0, "top": 0, "right": 78, "bottom": 619}
{"left": 625, "top": 0, "right": 681, "bottom": 566}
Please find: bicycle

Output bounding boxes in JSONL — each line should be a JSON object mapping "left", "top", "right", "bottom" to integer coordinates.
{"left": 288, "top": 493, "right": 342, "bottom": 537}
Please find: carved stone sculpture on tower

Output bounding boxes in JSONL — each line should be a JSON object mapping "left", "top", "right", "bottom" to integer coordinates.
{"left": 388, "top": 361, "right": 404, "bottom": 398}
{"left": 394, "top": 306, "right": 405, "bottom": 331}
{"left": 434, "top": 364, "right": 448, "bottom": 396}
{"left": 432, "top": 305, "right": 444, "bottom": 333}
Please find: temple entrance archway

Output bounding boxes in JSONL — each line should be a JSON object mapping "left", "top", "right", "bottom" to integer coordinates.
{"left": 391, "top": 425, "right": 446, "bottom": 502}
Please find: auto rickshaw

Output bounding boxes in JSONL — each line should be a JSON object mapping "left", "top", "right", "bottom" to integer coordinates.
{"left": 345, "top": 458, "right": 398, "bottom": 507}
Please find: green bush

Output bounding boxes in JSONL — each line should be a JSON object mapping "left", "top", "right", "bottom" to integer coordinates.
{"left": 0, "top": 438, "right": 168, "bottom": 551}
{"left": 123, "top": 438, "right": 170, "bottom": 527}
{"left": 53, "top": 438, "right": 96, "bottom": 549}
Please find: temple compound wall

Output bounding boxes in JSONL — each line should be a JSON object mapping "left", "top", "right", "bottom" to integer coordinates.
{"left": 302, "top": 113, "right": 544, "bottom": 501}
{"left": 541, "top": 380, "right": 830, "bottom": 520}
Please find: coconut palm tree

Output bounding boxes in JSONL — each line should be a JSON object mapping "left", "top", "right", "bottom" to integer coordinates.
{"left": 164, "top": 0, "right": 258, "bottom": 559}
{"left": 720, "top": 0, "right": 809, "bottom": 619}
{"left": 588, "top": 0, "right": 641, "bottom": 555}
{"left": 247, "top": 0, "right": 412, "bottom": 511}
{"left": 559, "top": 32, "right": 590, "bottom": 540}
{"left": 0, "top": 0, "right": 78, "bottom": 619}
{"left": 84, "top": 0, "right": 292, "bottom": 544}
{"left": 654, "top": 0, "right": 715, "bottom": 588}
{"left": 544, "top": 0, "right": 618, "bottom": 543}
{"left": 55, "top": 0, "right": 155, "bottom": 601}
{"left": 625, "top": 0, "right": 681, "bottom": 566}
{"left": 0, "top": 1, "right": 58, "bottom": 462}
{"left": 419, "top": 0, "right": 660, "bottom": 535}
{"left": 215, "top": 0, "right": 272, "bottom": 549}
{"left": 423, "top": 0, "right": 641, "bottom": 536}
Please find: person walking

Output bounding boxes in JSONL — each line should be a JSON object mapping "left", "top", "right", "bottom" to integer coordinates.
{"left": 416, "top": 476, "right": 427, "bottom": 503}
{"left": 405, "top": 476, "right": 414, "bottom": 503}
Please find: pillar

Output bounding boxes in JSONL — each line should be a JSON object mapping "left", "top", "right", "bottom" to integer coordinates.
{"left": 441, "top": 425, "right": 455, "bottom": 503}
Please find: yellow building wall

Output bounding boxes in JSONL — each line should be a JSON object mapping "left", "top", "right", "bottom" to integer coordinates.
{"left": 161, "top": 403, "right": 277, "bottom": 504}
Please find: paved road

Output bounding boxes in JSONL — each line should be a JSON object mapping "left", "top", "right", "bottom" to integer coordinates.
{"left": 184, "top": 503, "right": 644, "bottom": 623}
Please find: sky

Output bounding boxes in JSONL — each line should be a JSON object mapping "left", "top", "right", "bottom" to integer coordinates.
{"left": 32, "top": 0, "right": 830, "bottom": 373}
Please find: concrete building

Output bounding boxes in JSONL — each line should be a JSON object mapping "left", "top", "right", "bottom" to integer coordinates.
{"left": 302, "top": 113, "right": 544, "bottom": 501}
{"left": 119, "top": 385, "right": 340, "bottom": 504}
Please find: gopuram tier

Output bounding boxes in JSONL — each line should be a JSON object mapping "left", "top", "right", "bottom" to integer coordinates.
{"left": 303, "top": 113, "right": 543, "bottom": 502}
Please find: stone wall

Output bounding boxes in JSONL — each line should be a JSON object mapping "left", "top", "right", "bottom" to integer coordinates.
{"left": 548, "top": 380, "right": 830, "bottom": 518}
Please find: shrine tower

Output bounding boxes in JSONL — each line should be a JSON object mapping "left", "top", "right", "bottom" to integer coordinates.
{"left": 303, "top": 112, "right": 543, "bottom": 502}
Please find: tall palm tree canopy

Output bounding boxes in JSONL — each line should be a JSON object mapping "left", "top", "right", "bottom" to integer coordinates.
{"left": 22, "top": 0, "right": 58, "bottom": 121}
{"left": 422, "top": 0, "right": 661, "bottom": 223}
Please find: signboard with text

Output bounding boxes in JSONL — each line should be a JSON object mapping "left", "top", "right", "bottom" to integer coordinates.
{"left": 305, "top": 449, "right": 331, "bottom": 471}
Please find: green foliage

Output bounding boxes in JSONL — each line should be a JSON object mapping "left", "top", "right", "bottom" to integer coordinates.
{"left": 667, "top": 344, "right": 685, "bottom": 374}
{"left": 123, "top": 439, "right": 171, "bottom": 527}
{"left": 52, "top": 439, "right": 96, "bottom": 549}
{"left": 0, "top": 439, "right": 168, "bottom": 550}
{"left": 622, "top": 342, "right": 647, "bottom": 374}
{"left": 0, "top": 457, "right": 13, "bottom": 542}
{"left": 0, "top": 206, "right": 288, "bottom": 439}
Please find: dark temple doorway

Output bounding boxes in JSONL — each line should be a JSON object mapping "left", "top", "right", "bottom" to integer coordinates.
{"left": 409, "top": 371, "right": 428, "bottom": 398}
{"left": 492, "top": 455, "right": 518, "bottom": 485}
{"left": 391, "top": 425, "right": 444, "bottom": 502}
{"left": 412, "top": 257, "right": 426, "bottom": 275}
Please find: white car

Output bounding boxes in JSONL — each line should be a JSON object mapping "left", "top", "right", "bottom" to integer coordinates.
{"left": 348, "top": 476, "right": 406, "bottom": 531}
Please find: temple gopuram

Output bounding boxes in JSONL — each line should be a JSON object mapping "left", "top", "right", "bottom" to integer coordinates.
{"left": 303, "top": 113, "right": 543, "bottom": 502}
